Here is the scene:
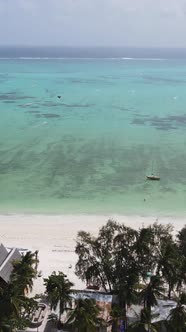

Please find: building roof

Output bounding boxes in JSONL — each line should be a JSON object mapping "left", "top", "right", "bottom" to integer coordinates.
{"left": 152, "top": 299, "right": 177, "bottom": 322}
{"left": 0, "top": 243, "right": 8, "bottom": 266}
{"left": 71, "top": 290, "right": 113, "bottom": 303}
{"left": 0, "top": 243, "right": 21, "bottom": 283}
{"left": 127, "top": 300, "right": 177, "bottom": 324}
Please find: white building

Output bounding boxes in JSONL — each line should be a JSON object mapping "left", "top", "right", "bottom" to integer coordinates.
{"left": 0, "top": 243, "right": 21, "bottom": 285}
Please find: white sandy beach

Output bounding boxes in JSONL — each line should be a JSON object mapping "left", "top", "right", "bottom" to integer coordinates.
{"left": 0, "top": 214, "right": 185, "bottom": 295}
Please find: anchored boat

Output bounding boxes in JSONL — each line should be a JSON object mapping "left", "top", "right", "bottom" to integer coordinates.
{"left": 146, "top": 161, "right": 160, "bottom": 181}
{"left": 146, "top": 174, "right": 160, "bottom": 181}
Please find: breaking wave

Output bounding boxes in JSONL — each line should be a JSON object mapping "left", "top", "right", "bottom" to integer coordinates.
{"left": 0, "top": 56, "right": 167, "bottom": 61}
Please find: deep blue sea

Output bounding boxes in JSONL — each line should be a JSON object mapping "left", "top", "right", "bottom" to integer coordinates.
{"left": 1, "top": 46, "right": 186, "bottom": 215}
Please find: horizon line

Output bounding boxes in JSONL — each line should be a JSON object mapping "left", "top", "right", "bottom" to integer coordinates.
{"left": 1, "top": 45, "right": 186, "bottom": 50}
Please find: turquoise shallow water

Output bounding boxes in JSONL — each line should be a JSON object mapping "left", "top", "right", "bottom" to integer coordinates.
{"left": 1, "top": 58, "right": 186, "bottom": 215}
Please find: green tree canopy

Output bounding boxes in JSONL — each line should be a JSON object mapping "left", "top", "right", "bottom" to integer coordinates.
{"left": 139, "top": 275, "right": 164, "bottom": 313}
{"left": 167, "top": 303, "right": 186, "bottom": 332}
{"left": 0, "top": 251, "right": 39, "bottom": 331}
{"left": 10, "top": 251, "right": 38, "bottom": 294}
{"left": 66, "top": 297, "right": 104, "bottom": 332}
{"left": 44, "top": 271, "right": 74, "bottom": 325}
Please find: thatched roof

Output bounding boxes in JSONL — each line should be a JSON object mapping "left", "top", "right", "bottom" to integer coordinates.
{"left": 0, "top": 243, "right": 21, "bottom": 283}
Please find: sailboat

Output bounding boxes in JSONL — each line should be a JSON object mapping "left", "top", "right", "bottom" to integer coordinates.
{"left": 146, "top": 161, "right": 160, "bottom": 181}
{"left": 146, "top": 174, "right": 160, "bottom": 181}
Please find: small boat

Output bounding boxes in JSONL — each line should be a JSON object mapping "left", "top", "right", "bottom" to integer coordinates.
{"left": 146, "top": 174, "right": 160, "bottom": 181}
{"left": 146, "top": 161, "right": 160, "bottom": 181}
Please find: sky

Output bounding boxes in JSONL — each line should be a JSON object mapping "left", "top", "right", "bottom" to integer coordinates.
{"left": 1, "top": 0, "right": 186, "bottom": 47}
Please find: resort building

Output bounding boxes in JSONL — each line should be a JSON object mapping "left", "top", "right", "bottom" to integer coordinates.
{"left": 0, "top": 243, "right": 21, "bottom": 286}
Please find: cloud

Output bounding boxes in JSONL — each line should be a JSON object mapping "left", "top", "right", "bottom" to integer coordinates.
{"left": 0, "top": 0, "right": 186, "bottom": 46}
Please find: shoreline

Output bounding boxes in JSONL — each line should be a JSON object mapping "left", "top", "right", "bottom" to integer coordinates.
{"left": 0, "top": 210, "right": 186, "bottom": 218}
{"left": 0, "top": 213, "right": 185, "bottom": 295}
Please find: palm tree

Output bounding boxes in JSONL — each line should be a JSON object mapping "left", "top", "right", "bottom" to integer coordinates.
{"left": 128, "top": 308, "right": 158, "bottom": 332}
{"left": 110, "top": 304, "right": 124, "bottom": 332}
{"left": 113, "top": 270, "right": 138, "bottom": 331}
{"left": 44, "top": 272, "right": 74, "bottom": 327}
{"left": 66, "top": 297, "right": 104, "bottom": 332}
{"left": 0, "top": 252, "right": 38, "bottom": 331}
{"left": 166, "top": 303, "right": 186, "bottom": 332}
{"left": 0, "top": 283, "right": 25, "bottom": 331}
{"left": 156, "top": 238, "right": 180, "bottom": 299}
{"left": 139, "top": 276, "right": 164, "bottom": 314}
{"left": 11, "top": 251, "right": 38, "bottom": 293}
{"left": 135, "top": 226, "right": 156, "bottom": 279}
{"left": 177, "top": 226, "right": 186, "bottom": 258}
{"left": 0, "top": 319, "right": 10, "bottom": 332}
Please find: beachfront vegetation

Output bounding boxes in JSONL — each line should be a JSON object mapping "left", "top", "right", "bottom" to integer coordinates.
{"left": 128, "top": 307, "right": 158, "bottom": 332}
{"left": 44, "top": 271, "right": 74, "bottom": 330}
{"left": 44, "top": 272, "right": 104, "bottom": 331}
{"left": 1, "top": 221, "right": 186, "bottom": 331}
{"left": 11, "top": 251, "right": 38, "bottom": 293}
{"left": 75, "top": 221, "right": 186, "bottom": 331}
{"left": 0, "top": 251, "right": 38, "bottom": 331}
{"left": 66, "top": 297, "right": 105, "bottom": 332}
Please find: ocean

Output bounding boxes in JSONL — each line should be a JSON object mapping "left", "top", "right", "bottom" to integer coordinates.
{"left": 1, "top": 46, "right": 186, "bottom": 215}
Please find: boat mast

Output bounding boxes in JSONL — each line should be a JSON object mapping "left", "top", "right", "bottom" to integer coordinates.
{"left": 151, "top": 161, "right": 154, "bottom": 174}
